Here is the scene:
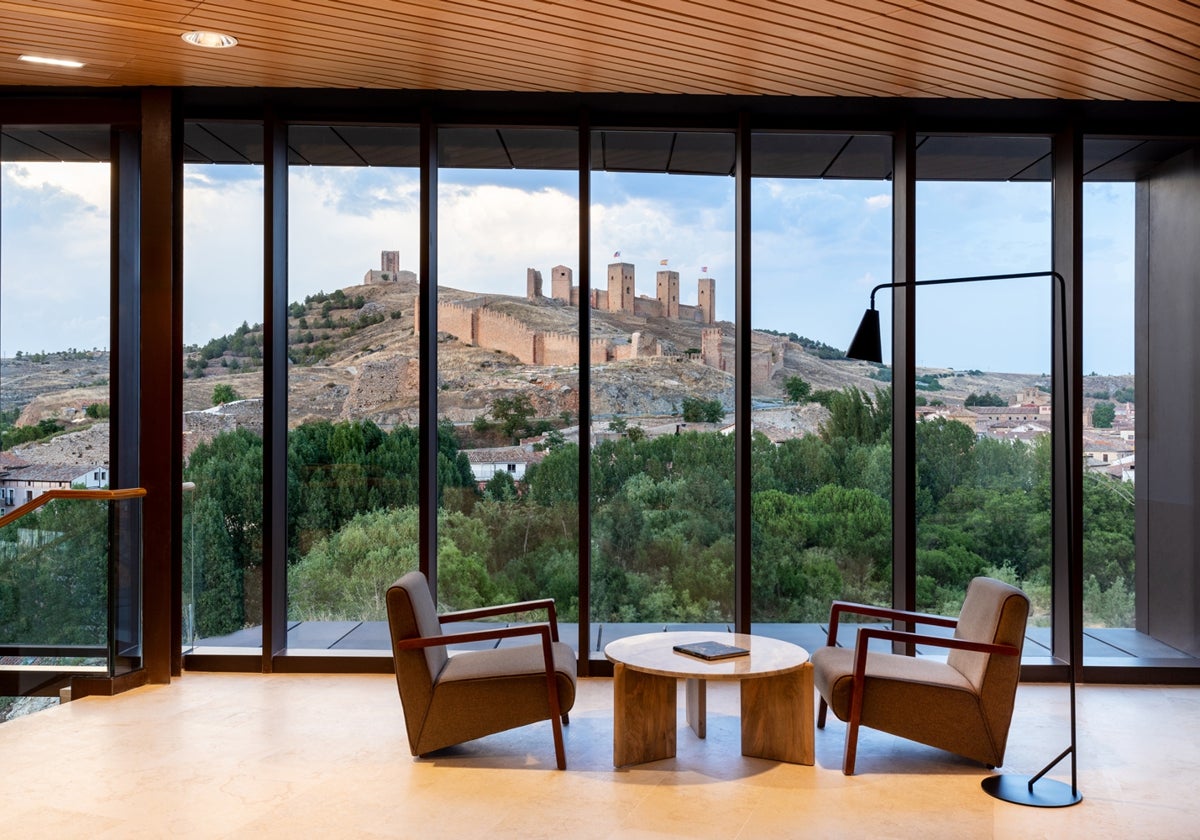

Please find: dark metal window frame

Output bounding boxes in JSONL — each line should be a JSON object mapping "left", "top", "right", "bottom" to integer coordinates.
{"left": 11, "top": 89, "right": 1191, "bottom": 683}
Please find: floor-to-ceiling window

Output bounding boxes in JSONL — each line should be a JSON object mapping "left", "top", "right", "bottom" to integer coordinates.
{"left": 0, "top": 127, "right": 113, "bottom": 696}
{"left": 587, "top": 129, "right": 736, "bottom": 644}
{"left": 283, "top": 125, "right": 421, "bottom": 652}
{"left": 181, "top": 122, "right": 265, "bottom": 654}
{"left": 748, "top": 132, "right": 894, "bottom": 645}
{"left": 435, "top": 128, "right": 581, "bottom": 625}
{"left": 157, "top": 97, "right": 1200, "bottom": 681}
{"left": 914, "top": 136, "right": 1054, "bottom": 655}
{"left": 1083, "top": 136, "right": 1200, "bottom": 665}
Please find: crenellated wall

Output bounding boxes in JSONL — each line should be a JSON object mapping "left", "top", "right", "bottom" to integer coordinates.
{"left": 438, "top": 300, "right": 478, "bottom": 344}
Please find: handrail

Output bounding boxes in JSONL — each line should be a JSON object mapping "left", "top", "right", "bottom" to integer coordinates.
{"left": 0, "top": 488, "right": 147, "bottom": 529}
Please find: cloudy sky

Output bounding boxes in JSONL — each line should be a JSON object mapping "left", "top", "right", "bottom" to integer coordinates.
{"left": 2, "top": 158, "right": 1134, "bottom": 375}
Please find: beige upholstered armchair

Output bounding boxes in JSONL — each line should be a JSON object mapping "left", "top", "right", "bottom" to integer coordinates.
{"left": 386, "top": 571, "right": 577, "bottom": 770}
{"left": 812, "top": 576, "right": 1030, "bottom": 775}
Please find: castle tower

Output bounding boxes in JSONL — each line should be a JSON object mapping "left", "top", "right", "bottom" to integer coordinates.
{"left": 381, "top": 250, "right": 400, "bottom": 274}
{"left": 608, "top": 262, "right": 635, "bottom": 313}
{"left": 697, "top": 277, "right": 716, "bottom": 324}
{"left": 701, "top": 326, "right": 723, "bottom": 370}
{"left": 526, "top": 268, "right": 543, "bottom": 300}
{"left": 551, "top": 265, "right": 572, "bottom": 304}
{"left": 656, "top": 269, "right": 680, "bottom": 319}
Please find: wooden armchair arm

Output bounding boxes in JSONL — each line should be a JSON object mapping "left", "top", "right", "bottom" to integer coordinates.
{"left": 438, "top": 599, "right": 560, "bottom": 642}
{"left": 393, "top": 622, "right": 554, "bottom": 651}
{"left": 825, "top": 600, "right": 958, "bottom": 647}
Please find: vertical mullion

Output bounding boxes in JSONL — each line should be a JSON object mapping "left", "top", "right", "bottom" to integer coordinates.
{"left": 1052, "top": 126, "right": 1084, "bottom": 679}
{"left": 734, "top": 114, "right": 752, "bottom": 633}
{"left": 263, "top": 113, "right": 289, "bottom": 670}
{"left": 577, "top": 111, "right": 592, "bottom": 675}
{"left": 892, "top": 125, "right": 917, "bottom": 645}
{"left": 139, "top": 90, "right": 175, "bottom": 683}
{"left": 418, "top": 109, "right": 439, "bottom": 597}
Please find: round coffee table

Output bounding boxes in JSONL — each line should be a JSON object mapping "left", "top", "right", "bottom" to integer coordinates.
{"left": 604, "top": 631, "right": 813, "bottom": 767}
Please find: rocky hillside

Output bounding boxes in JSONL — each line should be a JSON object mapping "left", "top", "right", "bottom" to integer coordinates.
{"left": 3, "top": 276, "right": 1133, "bottom": 466}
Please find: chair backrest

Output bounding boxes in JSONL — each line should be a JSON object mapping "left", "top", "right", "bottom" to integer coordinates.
{"left": 386, "top": 571, "right": 449, "bottom": 746}
{"left": 947, "top": 576, "right": 1030, "bottom": 747}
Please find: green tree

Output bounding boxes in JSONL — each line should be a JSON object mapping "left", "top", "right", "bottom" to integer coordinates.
{"left": 680, "top": 396, "right": 725, "bottom": 423}
{"left": 1092, "top": 401, "right": 1115, "bottom": 428}
{"left": 212, "top": 383, "right": 238, "bottom": 405}
{"left": 783, "top": 375, "right": 811, "bottom": 403}
{"left": 965, "top": 391, "right": 1006, "bottom": 407}
{"left": 489, "top": 394, "right": 536, "bottom": 441}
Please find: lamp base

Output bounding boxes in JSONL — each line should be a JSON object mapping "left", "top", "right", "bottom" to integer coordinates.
{"left": 982, "top": 774, "right": 1082, "bottom": 807}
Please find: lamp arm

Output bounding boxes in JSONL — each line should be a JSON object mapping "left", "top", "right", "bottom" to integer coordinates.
{"left": 865, "top": 270, "right": 1065, "bottom": 310}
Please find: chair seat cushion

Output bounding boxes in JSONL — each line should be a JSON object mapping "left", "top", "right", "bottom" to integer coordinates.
{"left": 440, "top": 639, "right": 578, "bottom": 704}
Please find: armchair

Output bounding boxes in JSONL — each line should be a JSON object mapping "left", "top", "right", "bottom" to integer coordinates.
{"left": 812, "top": 576, "right": 1029, "bottom": 775}
{"left": 386, "top": 571, "right": 577, "bottom": 769}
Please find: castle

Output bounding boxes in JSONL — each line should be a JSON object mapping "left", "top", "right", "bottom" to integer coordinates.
{"left": 367, "top": 251, "right": 782, "bottom": 385}
{"left": 525, "top": 264, "right": 716, "bottom": 326}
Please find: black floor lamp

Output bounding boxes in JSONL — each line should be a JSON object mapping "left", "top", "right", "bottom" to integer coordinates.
{"left": 846, "top": 270, "right": 1082, "bottom": 808}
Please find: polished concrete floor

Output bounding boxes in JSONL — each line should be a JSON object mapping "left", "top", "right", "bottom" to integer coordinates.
{"left": 1, "top": 673, "right": 1196, "bottom": 838}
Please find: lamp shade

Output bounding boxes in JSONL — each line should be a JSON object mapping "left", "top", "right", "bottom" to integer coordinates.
{"left": 846, "top": 308, "right": 882, "bottom": 363}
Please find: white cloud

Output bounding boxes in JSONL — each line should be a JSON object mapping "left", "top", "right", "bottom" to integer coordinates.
{"left": 865, "top": 194, "right": 892, "bottom": 211}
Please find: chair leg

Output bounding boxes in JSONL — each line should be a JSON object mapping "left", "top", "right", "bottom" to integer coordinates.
{"left": 842, "top": 717, "right": 859, "bottom": 776}
{"left": 551, "top": 710, "right": 567, "bottom": 770}
{"left": 817, "top": 697, "right": 828, "bottom": 729}
{"left": 562, "top": 712, "right": 570, "bottom": 725}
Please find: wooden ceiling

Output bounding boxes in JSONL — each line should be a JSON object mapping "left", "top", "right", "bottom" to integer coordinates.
{"left": 1, "top": 0, "right": 1199, "bottom": 100}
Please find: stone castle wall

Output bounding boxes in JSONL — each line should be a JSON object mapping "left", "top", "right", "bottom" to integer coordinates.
{"left": 475, "top": 308, "right": 538, "bottom": 363}
{"left": 438, "top": 300, "right": 478, "bottom": 344}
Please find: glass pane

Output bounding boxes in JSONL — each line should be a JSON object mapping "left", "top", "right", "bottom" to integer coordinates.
{"left": 915, "top": 136, "right": 1052, "bottom": 653}
{"left": 182, "top": 125, "right": 264, "bottom": 652}
{"left": 1, "top": 146, "right": 112, "bottom": 663}
{"left": 589, "top": 129, "right": 735, "bottom": 643}
{"left": 748, "top": 133, "right": 894, "bottom": 646}
{"left": 285, "top": 125, "right": 421, "bottom": 652}
{"left": 436, "top": 128, "right": 580, "bottom": 637}
{"left": 1083, "top": 137, "right": 1200, "bottom": 663}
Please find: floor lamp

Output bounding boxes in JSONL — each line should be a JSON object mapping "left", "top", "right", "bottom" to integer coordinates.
{"left": 846, "top": 270, "right": 1082, "bottom": 808}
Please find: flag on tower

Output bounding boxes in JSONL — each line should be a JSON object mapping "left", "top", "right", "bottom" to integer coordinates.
{"left": 701, "top": 266, "right": 708, "bottom": 274}
{"left": 613, "top": 250, "right": 621, "bottom": 258}
{"left": 660, "top": 258, "right": 669, "bottom": 266}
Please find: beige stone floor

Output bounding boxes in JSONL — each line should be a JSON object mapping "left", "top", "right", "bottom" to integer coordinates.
{"left": 0, "top": 672, "right": 1196, "bottom": 839}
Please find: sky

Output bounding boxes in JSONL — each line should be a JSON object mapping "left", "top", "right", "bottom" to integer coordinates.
{"left": 1, "top": 157, "right": 1136, "bottom": 375}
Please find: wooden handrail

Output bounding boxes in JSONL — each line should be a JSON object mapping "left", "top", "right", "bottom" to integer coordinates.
{"left": 0, "top": 488, "right": 147, "bottom": 529}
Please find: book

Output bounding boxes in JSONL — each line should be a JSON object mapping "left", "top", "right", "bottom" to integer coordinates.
{"left": 672, "top": 640, "right": 750, "bottom": 661}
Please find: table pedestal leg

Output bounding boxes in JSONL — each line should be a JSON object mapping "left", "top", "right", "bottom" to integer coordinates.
{"left": 685, "top": 678, "right": 706, "bottom": 738}
{"left": 613, "top": 663, "right": 677, "bottom": 766}
{"left": 740, "top": 662, "right": 814, "bottom": 765}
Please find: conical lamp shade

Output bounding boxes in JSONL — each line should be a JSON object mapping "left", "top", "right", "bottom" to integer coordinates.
{"left": 846, "top": 308, "right": 882, "bottom": 363}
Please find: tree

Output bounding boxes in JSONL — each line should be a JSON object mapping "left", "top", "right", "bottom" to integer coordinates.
{"left": 965, "top": 391, "right": 1006, "bottom": 407}
{"left": 212, "top": 383, "right": 238, "bottom": 405}
{"left": 489, "top": 394, "right": 536, "bottom": 441}
{"left": 681, "top": 396, "right": 724, "bottom": 423}
{"left": 783, "top": 375, "right": 811, "bottom": 403}
{"left": 1092, "top": 401, "right": 1115, "bottom": 428}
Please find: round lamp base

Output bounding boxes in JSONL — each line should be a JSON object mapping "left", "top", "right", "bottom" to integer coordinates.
{"left": 982, "top": 774, "right": 1082, "bottom": 807}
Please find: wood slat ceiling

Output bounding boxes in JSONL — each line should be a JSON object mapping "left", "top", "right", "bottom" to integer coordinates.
{"left": 1, "top": 0, "right": 1199, "bottom": 100}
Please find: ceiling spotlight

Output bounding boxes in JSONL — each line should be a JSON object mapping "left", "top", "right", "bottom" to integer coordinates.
{"left": 18, "top": 55, "right": 85, "bottom": 68}
{"left": 181, "top": 30, "right": 239, "bottom": 48}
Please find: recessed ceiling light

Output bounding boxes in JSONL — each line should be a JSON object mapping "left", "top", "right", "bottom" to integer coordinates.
{"left": 181, "top": 30, "right": 239, "bottom": 49}
{"left": 18, "top": 55, "right": 85, "bottom": 69}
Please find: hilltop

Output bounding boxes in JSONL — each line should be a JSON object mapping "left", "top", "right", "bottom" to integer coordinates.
{"left": 2, "top": 272, "right": 1133, "bottom": 465}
